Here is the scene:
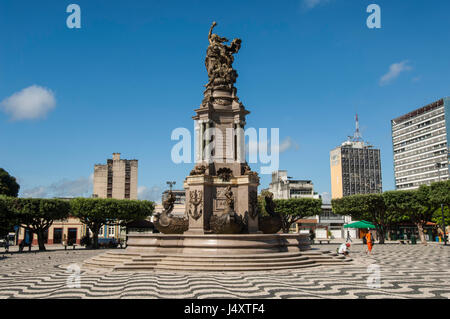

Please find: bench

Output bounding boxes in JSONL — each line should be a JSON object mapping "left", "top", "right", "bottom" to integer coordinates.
{"left": 317, "top": 239, "right": 331, "bottom": 244}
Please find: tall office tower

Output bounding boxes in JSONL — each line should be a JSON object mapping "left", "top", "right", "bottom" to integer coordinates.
{"left": 391, "top": 98, "right": 450, "bottom": 190}
{"left": 93, "top": 153, "right": 138, "bottom": 199}
{"left": 330, "top": 114, "right": 382, "bottom": 199}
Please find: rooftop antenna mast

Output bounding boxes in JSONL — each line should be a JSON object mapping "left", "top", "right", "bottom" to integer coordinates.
{"left": 352, "top": 113, "right": 363, "bottom": 142}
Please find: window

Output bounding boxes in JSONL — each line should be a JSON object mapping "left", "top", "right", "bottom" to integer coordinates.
{"left": 108, "top": 226, "right": 115, "bottom": 237}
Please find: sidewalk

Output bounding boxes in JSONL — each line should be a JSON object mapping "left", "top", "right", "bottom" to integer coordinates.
{"left": 1, "top": 244, "right": 125, "bottom": 254}
{"left": 312, "top": 238, "right": 448, "bottom": 245}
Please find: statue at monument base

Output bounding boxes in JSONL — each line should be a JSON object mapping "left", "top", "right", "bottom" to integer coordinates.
{"left": 209, "top": 186, "right": 246, "bottom": 234}
{"left": 153, "top": 190, "right": 188, "bottom": 234}
{"left": 258, "top": 191, "right": 282, "bottom": 234}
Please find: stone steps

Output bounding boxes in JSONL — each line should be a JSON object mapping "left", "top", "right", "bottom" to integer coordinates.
{"left": 83, "top": 250, "right": 352, "bottom": 272}
{"left": 124, "top": 258, "right": 315, "bottom": 268}
{"left": 137, "top": 251, "right": 306, "bottom": 260}
{"left": 114, "top": 263, "right": 322, "bottom": 272}
{"left": 137, "top": 255, "right": 309, "bottom": 263}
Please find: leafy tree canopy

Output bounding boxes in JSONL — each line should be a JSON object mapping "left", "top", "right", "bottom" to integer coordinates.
{"left": 5, "top": 197, "right": 71, "bottom": 250}
{"left": 430, "top": 180, "right": 450, "bottom": 208}
{"left": 0, "top": 168, "right": 20, "bottom": 197}
{"left": 273, "top": 198, "right": 322, "bottom": 233}
{"left": 70, "top": 198, "right": 154, "bottom": 249}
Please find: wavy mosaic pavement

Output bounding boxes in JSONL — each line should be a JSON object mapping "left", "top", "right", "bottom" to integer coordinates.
{"left": 0, "top": 244, "right": 449, "bottom": 299}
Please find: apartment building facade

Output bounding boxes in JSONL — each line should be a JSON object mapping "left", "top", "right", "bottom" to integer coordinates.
{"left": 93, "top": 153, "right": 138, "bottom": 200}
{"left": 392, "top": 97, "right": 450, "bottom": 190}
{"left": 93, "top": 153, "right": 138, "bottom": 241}
{"left": 330, "top": 141, "right": 382, "bottom": 199}
{"left": 265, "top": 170, "right": 320, "bottom": 200}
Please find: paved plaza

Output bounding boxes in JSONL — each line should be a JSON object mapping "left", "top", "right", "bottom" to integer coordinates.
{"left": 0, "top": 243, "right": 449, "bottom": 299}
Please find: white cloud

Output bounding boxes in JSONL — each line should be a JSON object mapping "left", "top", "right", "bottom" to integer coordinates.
{"left": 246, "top": 136, "right": 299, "bottom": 155}
{"left": 279, "top": 136, "right": 300, "bottom": 153}
{"left": 379, "top": 61, "right": 412, "bottom": 86}
{"left": 138, "top": 185, "right": 163, "bottom": 202}
{"left": 21, "top": 176, "right": 93, "bottom": 198}
{"left": 0, "top": 85, "right": 56, "bottom": 120}
{"left": 302, "top": 0, "right": 331, "bottom": 10}
{"left": 21, "top": 186, "right": 48, "bottom": 198}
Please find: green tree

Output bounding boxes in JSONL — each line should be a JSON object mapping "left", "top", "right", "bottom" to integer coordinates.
{"left": 430, "top": 180, "right": 450, "bottom": 233}
{"left": 432, "top": 206, "right": 450, "bottom": 228}
{"left": 430, "top": 180, "right": 450, "bottom": 209}
{"left": 0, "top": 168, "right": 20, "bottom": 197}
{"left": 384, "top": 187, "right": 437, "bottom": 244}
{"left": 0, "top": 196, "right": 17, "bottom": 238}
{"left": 273, "top": 198, "right": 322, "bottom": 233}
{"left": 70, "top": 198, "right": 154, "bottom": 249}
{"left": 6, "top": 198, "right": 71, "bottom": 251}
{"left": 332, "top": 194, "right": 390, "bottom": 244}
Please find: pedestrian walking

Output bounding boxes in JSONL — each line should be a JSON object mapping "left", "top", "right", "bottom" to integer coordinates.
{"left": 4, "top": 236, "right": 9, "bottom": 253}
{"left": 309, "top": 229, "right": 315, "bottom": 243}
{"left": 346, "top": 230, "right": 352, "bottom": 242}
{"left": 62, "top": 234, "right": 68, "bottom": 250}
{"left": 365, "top": 230, "right": 373, "bottom": 255}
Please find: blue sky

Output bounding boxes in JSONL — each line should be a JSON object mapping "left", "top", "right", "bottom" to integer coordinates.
{"left": 1, "top": 0, "right": 450, "bottom": 202}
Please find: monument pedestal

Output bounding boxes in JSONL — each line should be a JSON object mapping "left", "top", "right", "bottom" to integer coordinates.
{"left": 184, "top": 172, "right": 259, "bottom": 234}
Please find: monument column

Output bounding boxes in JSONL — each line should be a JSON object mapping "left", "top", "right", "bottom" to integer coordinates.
{"left": 205, "top": 120, "right": 211, "bottom": 163}
{"left": 199, "top": 120, "right": 204, "bottom": 161}
{"left": 236, "top": 121, "right": 244, "bottom": 163}
{"left": 195, "top": 120, "right": 201, "bottom": 163}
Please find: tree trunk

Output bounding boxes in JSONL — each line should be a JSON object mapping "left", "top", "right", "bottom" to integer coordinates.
{"left": 376, "top": 226, "right": 385, "bottom": 244}
{"left": 93, "top": 231, "right": 99, "bottom": 249}
{"left": 415, "top": 222, "right": 427, "bottom": 244}
{"left": 36, "top": 229, "right": 46, "bottom": 251}
{"left": 281, "top": 217, "right": 290, "bottom": 233}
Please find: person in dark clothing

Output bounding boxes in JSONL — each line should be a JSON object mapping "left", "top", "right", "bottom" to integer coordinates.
{"left": 309, "top": 229, "right": 315, "bottom": 242}
{"left": 346, "top": 230, "right": 352, "bottom": 242}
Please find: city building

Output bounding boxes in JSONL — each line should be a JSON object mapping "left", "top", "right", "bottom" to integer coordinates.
{"left": 265, "top": 170, "right": 320, "bottom": 199}
{"left": 264, "top": 171, "right": 353, "bottom": 239}
{"left": 17, "top": 198, "right": 88, "bottom": 246}
{"left": 17, "top": 215, "right": 88, "bottom": 246}
{"left": 391, "top": 97, "right": 450, "bottom": 190}
{"left": 292, "top": 204, "right": 355, "bottom": 240}
{"left": 330, "top": 114, "right": 382, "bottom": 199}
{"left": 93, "top": 153, "right": 138, "bottom": 200}
{"left": 93, "top": 153, "right": 138, "bottom": 241}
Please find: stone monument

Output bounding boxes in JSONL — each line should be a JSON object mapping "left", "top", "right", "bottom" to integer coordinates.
{"left": 83, "top": 23, "right": 351, "bottom": 271}
{"left": 184, "top": 21, "right": 260, "bottom": 235}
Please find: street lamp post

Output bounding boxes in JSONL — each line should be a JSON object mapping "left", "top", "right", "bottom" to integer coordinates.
{"left": 436, "top": 162, "right": 447, "bottom": 246}
{"left": 166, "top": 181, "right": 176, "bottom": 191}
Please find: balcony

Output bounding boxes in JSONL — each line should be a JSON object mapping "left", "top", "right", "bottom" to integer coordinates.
{"left": 319, "top": 214, "right": 345, "bottom": 223}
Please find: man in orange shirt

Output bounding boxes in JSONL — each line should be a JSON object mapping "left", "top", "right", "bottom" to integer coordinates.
{"left": 365, "top": 230, "right": 373, "bottom": 255}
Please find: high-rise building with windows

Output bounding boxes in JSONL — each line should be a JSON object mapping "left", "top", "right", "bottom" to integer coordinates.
{"left": 330, "top": 115, "right": 382, "bottom": 199}
{"left": 93, "top": 153, "right": 138, "bottom": 199}
{"left": 391, "top": 98, "right": 450, "bottom": 190}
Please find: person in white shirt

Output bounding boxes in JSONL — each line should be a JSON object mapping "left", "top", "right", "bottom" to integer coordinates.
{"left": 338, "top": 242, "right": 350, "bottom": 256}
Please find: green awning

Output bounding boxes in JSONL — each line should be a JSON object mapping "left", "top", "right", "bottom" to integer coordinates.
{"left": 344, "top": 220, "right": 376, "bottom": 229}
